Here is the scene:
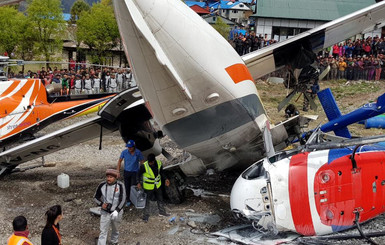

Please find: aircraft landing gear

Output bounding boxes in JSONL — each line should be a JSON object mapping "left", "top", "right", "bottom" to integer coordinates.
{"left": 0, "top": 166, "right": 14, "bottom": 178}
{"left": 163, "top": 170, "right": 185, "bottom": 204}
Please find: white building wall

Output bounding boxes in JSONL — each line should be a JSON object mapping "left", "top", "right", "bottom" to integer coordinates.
{"left": 228, "top": 10, "right": 244, "bottom": 22}
{"left": 255, "top": 17, "right": 326, "bottom": 39}
{"left": 255, "top": 16, "right": 381, "bottom": 44}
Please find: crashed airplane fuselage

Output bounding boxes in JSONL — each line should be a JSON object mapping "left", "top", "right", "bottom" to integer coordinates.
{"left": 113, "top": 0, "right": 270, "bottom": 173}
{"left": 113, "top": 0, "right": 385, "bottom": 176}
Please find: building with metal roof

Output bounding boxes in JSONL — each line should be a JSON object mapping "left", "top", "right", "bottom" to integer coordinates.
{"left": 211, "top": 1, "right": 252, "bottom": 25}
{"left": 185, "top": 1, "right": 207, "bottom": 8}
{"left": 254, "top": 0, "right": 376, "bottom": 21}
{"left": 190, "top": 5, "right": 211, "bottom": 15}
{"left": 250, "top": 0, "right": 381, "bottom": 41}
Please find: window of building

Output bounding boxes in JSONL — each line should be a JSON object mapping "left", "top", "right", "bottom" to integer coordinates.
{"left": 232, "top": 10, "right": 238, "bottom": 13}
{"left": 272, "top": 26, "right": 310, "bottom": 41}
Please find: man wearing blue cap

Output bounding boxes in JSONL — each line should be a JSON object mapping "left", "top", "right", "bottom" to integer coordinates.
{"left": 116, "top": 139, "right": 144, "bottom": 207}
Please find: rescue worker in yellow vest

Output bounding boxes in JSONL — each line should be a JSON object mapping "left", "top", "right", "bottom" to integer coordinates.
{"left": 7, "top": 216, "right": 34, "bottom": 245}
{"left": 137, "top": 153, "right": 170, "bottom": 222}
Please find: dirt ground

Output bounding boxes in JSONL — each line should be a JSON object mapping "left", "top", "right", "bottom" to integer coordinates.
{"left": 1, "top": 79, "right": 385, "bottom": 244}
{"left": 0, "top": 132, "right": 243, "bottom": 245}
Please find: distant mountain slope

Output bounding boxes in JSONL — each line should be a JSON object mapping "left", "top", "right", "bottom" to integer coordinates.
{"left": 62, "top": 0, "right": 99, "bottom": 13}
{"left": 17, "top": 0, "right": 99, "bottom": 13}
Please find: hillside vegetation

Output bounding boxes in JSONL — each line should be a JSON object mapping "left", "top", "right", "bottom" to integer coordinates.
{"left": 257, "top": 79, "right": 385, "bottom": 137}
{"left": 62, "top": 0, "right": 99, "bottom": 13}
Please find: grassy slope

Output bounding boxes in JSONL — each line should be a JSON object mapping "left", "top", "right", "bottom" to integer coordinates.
{"left": 256, "top": 79, "right": 385, "bottom": 137}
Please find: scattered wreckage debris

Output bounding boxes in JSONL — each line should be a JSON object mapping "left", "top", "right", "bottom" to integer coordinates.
{"left": 209, "top": 224, "right": 299, "bottom": 245}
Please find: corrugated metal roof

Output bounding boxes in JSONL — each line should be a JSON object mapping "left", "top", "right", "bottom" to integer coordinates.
{"left": 190, "top": 5, "right": 210, "bottom": 14}
{"left": 254, "top": 0, "right": 376, "bottom": 21}
{"left": 203, "top": 15, "right": 237, "bottom": 25}
{"left": 185, "top": 1, "right": 206, "bottom": 8}
{"left": 219, "top": 1, "right": 242, "bottom": 9}
{"left": 239, "top": 0, "right": 254, "bottom": 3}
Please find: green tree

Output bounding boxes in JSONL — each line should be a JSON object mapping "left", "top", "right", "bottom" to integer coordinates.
{"left": 100, "top": 0, "right": 112, "bottom": 6}
{"left": 212, "top": 17, "right": 230, "bottom": 40}
{"left": 26, "top": 0, "right": 66, "bottom": 62}
{"left": 17, "top": 16, "right": 38, "bottom": 61}
{"left": 76, "top": 0, "right": 119, "bottom": 64}
{"left": 0, "top": 6, "right": 26, "bottom": 57}
{"left": 70, "top": 0, "right": 90, "bottom": 24}
{"left": 68, "top": 0, "right": 91, "bottom": 54}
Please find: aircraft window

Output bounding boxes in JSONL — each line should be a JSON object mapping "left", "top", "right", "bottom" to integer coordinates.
{"left": 242, "top": 160, "right": 266, "bottom": 180}
{"left": 268, "top": 153, "right": 286, "bottom": 163}
{"left": 268, "top": 150, "right": 299, "bottom": 163}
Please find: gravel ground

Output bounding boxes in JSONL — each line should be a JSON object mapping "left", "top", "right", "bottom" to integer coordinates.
{"left": 2, "top": 132, "right": 385, "bottom": 245}
{"left": 0, "top": 123, "right": 240, "bottom": 245}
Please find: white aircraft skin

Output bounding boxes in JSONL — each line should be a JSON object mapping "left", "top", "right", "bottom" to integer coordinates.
{"left": 113, "top": 0, "right": 268, "bottom": 171}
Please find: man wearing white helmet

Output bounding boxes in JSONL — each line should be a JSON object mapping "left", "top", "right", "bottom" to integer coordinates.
{"left": 116, "top": 140, "right": 144, "bottom": 207}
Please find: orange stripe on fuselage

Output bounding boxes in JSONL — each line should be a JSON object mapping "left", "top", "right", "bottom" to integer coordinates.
{"left": 225, "top": 63, "right": 253, "bottom": 84}
{"left": 0, "top": 81, "right": 19, "bottom": 97}
{"left": 0, "top": 79, "right": 45, "bottom": 118}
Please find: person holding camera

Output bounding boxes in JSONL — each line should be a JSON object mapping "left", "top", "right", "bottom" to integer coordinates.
{"left": 94, "top": 169, "right": 126, "bottom": 245}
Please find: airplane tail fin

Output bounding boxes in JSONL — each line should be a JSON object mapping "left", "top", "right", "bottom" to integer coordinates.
{"left": 318, "top": 88, "right": 351, "bottom": 138}
{"left": 114, "top": 0, "right": 192, "bottom": 100}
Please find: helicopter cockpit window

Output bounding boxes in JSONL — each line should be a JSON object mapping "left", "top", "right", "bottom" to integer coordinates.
{"left": 242, "top": 159, "right": 266, "bottom": 180}
{"left": 0, "top": 71, "right": 7, "bottom": 81}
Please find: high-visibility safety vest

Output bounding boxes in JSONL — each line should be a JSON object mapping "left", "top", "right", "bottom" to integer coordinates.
{"left": 7, "top": 234, "right": 33, "bottom": 245}
{"left": 142, "top": 160, "right": 162, "bottom": 190}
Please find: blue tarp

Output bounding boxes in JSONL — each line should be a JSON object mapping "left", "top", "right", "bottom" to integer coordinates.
{"left": 229, "top": 28, "right": 247, "bottom": 39}
{"left": 185, "top": 1, "right": 206, "bottom": 8}
{"left": 63, "top": 13, "right": 71, "bottom": 21}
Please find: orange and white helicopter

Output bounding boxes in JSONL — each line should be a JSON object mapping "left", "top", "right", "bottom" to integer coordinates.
{"left": 0, "top": 56, "right": 116, "bottom": 147}
{"left": 0, "top": 55, "right": 164, "bottom": 176}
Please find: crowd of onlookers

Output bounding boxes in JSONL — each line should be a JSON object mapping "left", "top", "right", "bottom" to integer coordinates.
{"left": 9, "top": 63, "right": 134, "bottom": 96}
{"left": 6, "top": 35, "right": 385, "bottom": 94}
{"left": 231, "top": 32, "right": 278, "bottom": 55}
{"left": 317, "top": 54, "right": 385, "bottom": 81}
{"left": 231, "top": 32, "right": 385, "bottom": 81}
{"left": 316, "top": 36, "right": 385, "bottom": 81}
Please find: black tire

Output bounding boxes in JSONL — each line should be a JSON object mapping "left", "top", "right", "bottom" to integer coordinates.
{"left": 163, "top": 170, "right": 184, "bottom": 204}
{"left": 0, "top": 166, "right": 16, "bottom": 179}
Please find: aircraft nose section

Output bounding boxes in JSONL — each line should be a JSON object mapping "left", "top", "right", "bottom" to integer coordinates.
{"left": 230, "top": 176, "right": 249, "bottom": 214}
{"left": 230, "top": 174, "right": 268, "bottom": 219}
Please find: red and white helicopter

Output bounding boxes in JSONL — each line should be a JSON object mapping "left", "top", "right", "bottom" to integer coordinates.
{"left": 231, "top": 124, "right": 385, "bottom": 237}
